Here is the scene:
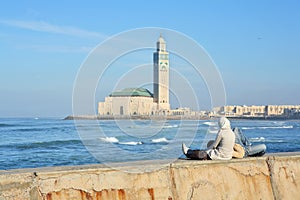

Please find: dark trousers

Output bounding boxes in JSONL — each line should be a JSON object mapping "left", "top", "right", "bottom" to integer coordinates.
{"left": 186, "top": 149, "right": 210, "bottom": 160}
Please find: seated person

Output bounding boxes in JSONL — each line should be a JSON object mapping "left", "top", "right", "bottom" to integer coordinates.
{"left": 232, "top": 127, "right": 266, "bottom": 157}
{"left": 206, "top": 127, "right": 267, "bottom": 158}
{"left": 206, "top": 140, "right": 245, "bottom": 158}
{"left": 182, "top": 117, "right": 235, "bottom": 160}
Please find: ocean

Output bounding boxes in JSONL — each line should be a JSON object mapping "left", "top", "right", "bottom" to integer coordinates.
{"left": 0, "top": 118, "right": 299, "bottom": 170}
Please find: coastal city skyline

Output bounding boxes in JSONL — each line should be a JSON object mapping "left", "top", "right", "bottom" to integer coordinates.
{"left": 1, "top": 1, "right": 300, "bottom": 117}
{"left": 0, "top": 3, "right": 300, "bottom": 198}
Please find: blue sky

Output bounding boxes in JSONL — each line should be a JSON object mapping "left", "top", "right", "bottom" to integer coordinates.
{"left": 0, "top": 1, "right": 300, "bottom": 117}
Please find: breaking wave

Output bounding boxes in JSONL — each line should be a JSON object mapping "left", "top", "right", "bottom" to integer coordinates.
{"left": 249, "top": 137, "right": 266, "bottom": 142}
{"left": 99, "top": 137, "right": 119, "bottom": 143}
{"left": 163, "top": 125, "right": 178, "bottom": 129}
{"left": 203, "top": 122, "right": 217, "bottom": 126}
{"left": 249, "top": 137, "right": 285, "bottom": 143}
{"left": 241, "top": 126, "right": 293, "bottom": 130}
{"left": 127, "top": 124, "right": 178, "bottom": 129}
{"left": 208, "top": 129, "right": 218, "bottom": 134}
{"left": 100, "top": 137, "right": 171, "bottom": 145}
{"left": 151, "top": 138, "right": 169, "bottom": 143}
{"left": 118, "top": 141, "right": 143, "bottom": 145}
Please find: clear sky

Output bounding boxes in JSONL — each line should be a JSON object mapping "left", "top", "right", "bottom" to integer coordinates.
{"left": 0, "top": 1, "right": 300, "bottom": 117}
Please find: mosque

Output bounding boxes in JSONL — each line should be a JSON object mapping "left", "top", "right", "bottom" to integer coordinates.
{"left": 98, "top": 35, "right": 173, "bottom": 116}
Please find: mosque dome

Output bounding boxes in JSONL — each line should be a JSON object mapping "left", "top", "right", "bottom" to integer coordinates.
{"left": 109, "top": 88, "right": 153, "bottom": 97}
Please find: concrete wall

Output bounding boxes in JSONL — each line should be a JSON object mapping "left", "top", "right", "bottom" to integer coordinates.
{"left": 0, "top": 153, "right": 299, "bottom": 200}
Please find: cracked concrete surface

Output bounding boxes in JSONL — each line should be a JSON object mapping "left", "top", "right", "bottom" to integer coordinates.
{"left": 0, "top": 153, "right": 299, "bottom": 200}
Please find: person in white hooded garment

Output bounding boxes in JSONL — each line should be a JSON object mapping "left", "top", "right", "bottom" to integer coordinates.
{"left": 182, "top": 117, "right": 235, "bottom": 160}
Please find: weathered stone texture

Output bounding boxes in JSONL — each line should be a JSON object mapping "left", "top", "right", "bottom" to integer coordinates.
{"left": 267, "top": 155, "right": 300, "bottom": 200}
{"left": 170, "top": 159, "right": 273, "bottom": 200}
{"left": 37, "top": 167, "right": 172, "bottom": 200}
{"left": 0, "top": 153, "right": 299, "bottom": 200}
{"left": 0, "top": 172, "right": 33, "bottom": 200}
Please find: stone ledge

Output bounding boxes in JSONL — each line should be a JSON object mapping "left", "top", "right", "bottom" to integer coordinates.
{"left": 0, "top": 153, "right": 299, "bottom": 200}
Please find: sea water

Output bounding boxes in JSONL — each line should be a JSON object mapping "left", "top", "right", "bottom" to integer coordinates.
{"left": 0, "top": 118, "right": 299, "bottom": 170}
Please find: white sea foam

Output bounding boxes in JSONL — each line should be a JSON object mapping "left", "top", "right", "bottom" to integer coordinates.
{"left": 266, "top": 139, "right": 284, "bottom": 143}
{"left": 241, "top": 127, "right": 255, "bottom": 130}
{"left": 163, "top": 125, "right": 178, "bottom": 129}
{"left": 118, "top": 141, "right": 143, "bottom": 145}
{"left": 152, "top": 138, "right": 169, "bottom": 143}
{"left": 127, "top": 124, "right": 178, "bottom": 129}
{"left": 203, "top": 122, "right": 217, "bottom": 126}
{"left": 242, "top": 125, "right": 293, "bottom": 130}
{"left": 99, "top": 137, "right": 119, "bottom": 143}
{"left": 249, "top": 137, "right": 265, "bottom": 142}
{"left": 272, "top": 121, "right": 285, "bottom": 125}
{"left": 208, "top": 129, "right": 218, "bottom": 134}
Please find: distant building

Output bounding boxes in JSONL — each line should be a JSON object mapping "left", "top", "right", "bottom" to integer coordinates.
{"left": 214, "top": 105, "right": 300, "bottom": 117}
{"left": 98, "top": 88, "right": 155, "bottom": 116}
{"left": 98, "top": 35, "right": 171, "bottom": 116}
{"left": 153, "top": 34, "right": 170, "bottom": 110}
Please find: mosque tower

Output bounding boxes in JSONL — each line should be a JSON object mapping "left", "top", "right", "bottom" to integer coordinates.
{"left": 153, "top": 34, "right": 170, "bottom": 111}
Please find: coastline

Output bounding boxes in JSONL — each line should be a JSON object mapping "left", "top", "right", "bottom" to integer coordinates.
{"left": 63, "top": 115, "right": 210, "bottom": 120}
{"left": 64, "top": 115, "right": 300, "bottom": 121}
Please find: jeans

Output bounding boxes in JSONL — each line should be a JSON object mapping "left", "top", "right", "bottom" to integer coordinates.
{"left": 245, "top": 144, "right": 267, "bottom": 157}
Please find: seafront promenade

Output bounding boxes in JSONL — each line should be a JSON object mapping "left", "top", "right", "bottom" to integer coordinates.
{"left": 1, "top": 152, "right": 299, "bottom": 200}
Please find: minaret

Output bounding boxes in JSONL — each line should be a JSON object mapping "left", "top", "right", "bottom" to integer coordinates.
{"left": 153, "top": 34, "right": 170, "bottom": 111}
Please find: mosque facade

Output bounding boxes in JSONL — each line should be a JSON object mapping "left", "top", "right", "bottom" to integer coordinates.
{"left": 98, "top": 35, "right": 171, "bottom": 116}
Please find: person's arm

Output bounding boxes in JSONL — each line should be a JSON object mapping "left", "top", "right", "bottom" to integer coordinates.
{"left": 208, "top": 130, "right": 223, "bottom": 149}
{"left": 239, "top": 130, "right": 251, "bottom": 146}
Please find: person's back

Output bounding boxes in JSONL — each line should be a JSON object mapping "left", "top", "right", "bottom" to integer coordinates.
{"left": 207, "top": 117, "right": 235, "bottom": 160}
{"left": 182, "top": 117, "right": 235, "bottom": 160}
{"left": 209, "top": 129, "right": 235, "bottom": 159}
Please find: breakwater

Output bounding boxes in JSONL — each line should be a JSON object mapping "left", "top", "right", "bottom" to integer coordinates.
{"left": 0, "top": 153, "right": 299, "bottom": 200}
